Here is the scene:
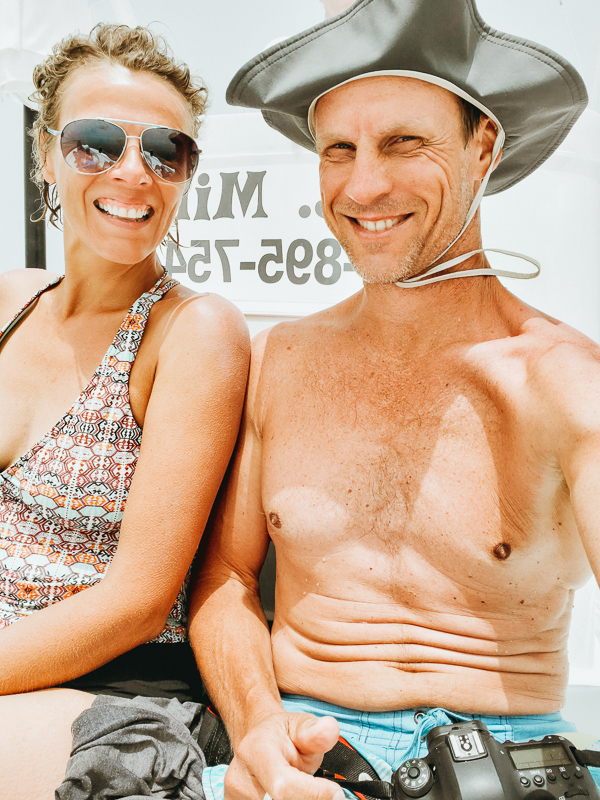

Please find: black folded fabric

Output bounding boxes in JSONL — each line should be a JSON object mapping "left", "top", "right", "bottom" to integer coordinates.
{"left": 56, "top": 695, "right": 208, "bottom": 800}
{"left": 59, "top": 642, "right": 207, "bottom": 704}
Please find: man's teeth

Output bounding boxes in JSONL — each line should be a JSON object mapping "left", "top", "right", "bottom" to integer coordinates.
{"left": 356, "top": 218, "right": 401, "bottom": 232}
{"left": 97, "top": 201, "right": 150, "bottom": 220}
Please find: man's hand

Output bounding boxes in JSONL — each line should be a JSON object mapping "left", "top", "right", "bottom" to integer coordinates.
{"left": 224, "top": 711, "right": 345, "bottom": 800}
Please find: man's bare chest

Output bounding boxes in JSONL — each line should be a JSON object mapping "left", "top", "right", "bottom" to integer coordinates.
{"left": 260, "top": 355, "right": 582, "bottom": 583}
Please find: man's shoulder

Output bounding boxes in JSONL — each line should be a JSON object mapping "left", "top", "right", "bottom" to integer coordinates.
{"left": 253, "top": 301, "right": 351, "bottom": 357}
{"left": 250, "top": 305, "right": 345, "bottom": 387}
{"left": 520, "top": 316, "right": 600, "bottom": 440}
{"left": 522, "top": 315, "right": 600, "bottom": 380}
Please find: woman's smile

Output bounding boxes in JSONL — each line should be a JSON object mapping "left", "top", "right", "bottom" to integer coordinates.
{"left": 94, "top": 198, "right": 154, "bottom": 223}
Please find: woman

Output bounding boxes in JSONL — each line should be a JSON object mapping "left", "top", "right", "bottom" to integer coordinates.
{"left": 0, "top": 24, "right": 249, "bottom": 798}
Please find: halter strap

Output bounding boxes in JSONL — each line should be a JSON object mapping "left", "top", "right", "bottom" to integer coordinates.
{"left": 0, "top": 270, "right": 177, "bottom": 347}
{"left": 0, "top": 276, "right": 63, "bottom": 344}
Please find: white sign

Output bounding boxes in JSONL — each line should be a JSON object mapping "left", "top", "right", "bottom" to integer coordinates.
{"left": 163, "top": 112, "right": 363, "bottom": 317}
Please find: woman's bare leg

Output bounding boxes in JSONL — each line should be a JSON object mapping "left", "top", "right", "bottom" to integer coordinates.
{"left": 0, "top": 687, "right": 94, "bottom": 800}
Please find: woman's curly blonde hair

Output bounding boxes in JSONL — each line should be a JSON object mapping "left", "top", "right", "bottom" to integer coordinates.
{"left": 30, "top": 23, "right": 208, "bottom": 226}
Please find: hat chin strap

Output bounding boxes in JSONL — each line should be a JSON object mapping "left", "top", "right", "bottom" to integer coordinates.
{"left": 395, "top": 129, "right": 541, "bottom": 288}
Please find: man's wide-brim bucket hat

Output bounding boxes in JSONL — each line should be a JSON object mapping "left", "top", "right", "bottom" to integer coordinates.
{"left": 226, "top": 0, "right": 587, "bottom": 196}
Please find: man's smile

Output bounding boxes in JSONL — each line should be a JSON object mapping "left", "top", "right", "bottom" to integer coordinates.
{"left": 349, "top": 214, "right": 413, "bottom": 233}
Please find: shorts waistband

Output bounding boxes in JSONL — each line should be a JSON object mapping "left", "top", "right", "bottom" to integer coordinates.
{"left": 280, "top": 694, "right": 571, "bottom": 739}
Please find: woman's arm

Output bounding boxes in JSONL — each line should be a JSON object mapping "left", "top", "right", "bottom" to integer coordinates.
{"left": 0, "top": 291, "right": 250, "bottom": 694}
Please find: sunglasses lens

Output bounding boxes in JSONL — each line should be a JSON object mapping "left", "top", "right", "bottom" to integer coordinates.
{"left": 141, "top": 128, "right": 199, "bottom": 182}
{"left": 60, "top": 120, "right": 126, "bottom": 174}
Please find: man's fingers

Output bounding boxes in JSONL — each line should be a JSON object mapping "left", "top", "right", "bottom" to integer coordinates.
{"left": 226, "top": 721, "right": 315, "bottom": 800}
{"left": 224, "top": 712, "right": 343, "bottom": 800}
{"left": 224, "top": 756, "right": 266, "bottom": 800}
{"left": 268, "top": 763, "right": 346, "bottom": 800}
{"left": 290, "top": 714, "right": 340, "bottom": 757}
{"left": 226, "top": 751, "right": 344, "bottom": 800}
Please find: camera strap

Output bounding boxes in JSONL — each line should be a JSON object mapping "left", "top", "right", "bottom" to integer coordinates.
{"left": 317, "top": 772, "right": 393, "bottom": 800}
{"left": 574, "top": 749, "right": 600, "bottom": 770}
{"left": 196, "top": 706, "right": 234, "bottom": 767}
{"left": 316, "top": 737, "right": 394, "bottom": 800}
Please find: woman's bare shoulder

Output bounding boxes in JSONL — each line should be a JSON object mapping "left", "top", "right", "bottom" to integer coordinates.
{"left": 151, "top": 284, "right": 250, "bottom": 354}
{"left": 0, "top": 269, "right": 61, "bottom": 328}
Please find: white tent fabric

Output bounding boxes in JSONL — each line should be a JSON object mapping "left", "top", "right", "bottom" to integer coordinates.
{"left": 0, "top": 0, "right": 135, "bottom": 107}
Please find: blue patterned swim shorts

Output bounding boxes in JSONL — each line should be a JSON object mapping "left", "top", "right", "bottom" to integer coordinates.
{"left": 201, "top": 695, "right": 600, "bottom": 800}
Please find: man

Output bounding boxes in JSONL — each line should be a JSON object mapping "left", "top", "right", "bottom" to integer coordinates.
{"left": 190, "top": 1, "right": 596, "bottom": 799}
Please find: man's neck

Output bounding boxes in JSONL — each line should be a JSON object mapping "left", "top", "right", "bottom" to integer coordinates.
{"left": 351, "top": 268, "right": 511, "bottom": 355}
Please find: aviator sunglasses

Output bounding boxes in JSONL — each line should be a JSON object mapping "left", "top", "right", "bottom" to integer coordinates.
{"left": 46, "top": 117, "right": 200, "bottom": 183}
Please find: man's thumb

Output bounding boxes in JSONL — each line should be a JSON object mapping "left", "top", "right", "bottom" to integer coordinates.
{"left": 292, "top": 714, "right": 340, "bottom": 755}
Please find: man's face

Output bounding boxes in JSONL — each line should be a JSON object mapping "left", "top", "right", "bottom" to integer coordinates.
{"left": 314, "top": 76, "right": 487, "bottom": 285}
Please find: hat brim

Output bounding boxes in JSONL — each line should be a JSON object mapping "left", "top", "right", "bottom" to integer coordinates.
{"left": 227, "top": 0, "right": 588, "bottom": 195}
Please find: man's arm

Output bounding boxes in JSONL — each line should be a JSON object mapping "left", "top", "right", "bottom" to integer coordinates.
{"left": 189, "top": 328, "right": 342, "bottom": 800}
{"left": 535, "top": 341, "right": 600, "bottom": 583}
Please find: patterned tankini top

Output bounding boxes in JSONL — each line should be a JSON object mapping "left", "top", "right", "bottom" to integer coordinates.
{"left": 0, "top": 272, "right": 188, "bottom": 642}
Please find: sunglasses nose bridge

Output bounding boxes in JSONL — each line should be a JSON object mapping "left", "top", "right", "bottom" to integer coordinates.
{"left": 123, "top": 134, "right": 146, "bottom": 164}
{"left": 109, "top": 134, "right": 154, "bottom": 183}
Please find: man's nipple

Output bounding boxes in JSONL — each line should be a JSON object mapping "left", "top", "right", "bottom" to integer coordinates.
{"left": 268, "top": 511, "right": 282, "bottom": 529}
{"left": 493, "top": 542, "right": 511, "bottom": 560}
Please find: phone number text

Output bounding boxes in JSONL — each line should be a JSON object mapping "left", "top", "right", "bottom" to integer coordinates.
{"left": 166, "top": 239, "right": 354, "bottom": 285}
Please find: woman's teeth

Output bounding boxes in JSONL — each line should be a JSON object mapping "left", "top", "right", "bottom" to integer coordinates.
{"left": 356, "top": 217, "right": 402, "bottom": 232}
{"left": 96, "top": 201, "right": 151, "bottom": 220}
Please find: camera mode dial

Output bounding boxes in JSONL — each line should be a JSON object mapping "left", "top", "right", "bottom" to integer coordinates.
{"left": 394, "top": 758, "right": 434, "bottom": 798}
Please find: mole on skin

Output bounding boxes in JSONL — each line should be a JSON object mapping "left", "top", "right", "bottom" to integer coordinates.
{"left": 493, "top": 542, "right": 511, "bottom": 560}
{"left": 269, "top": 512, "right": 282, "bottom": 528}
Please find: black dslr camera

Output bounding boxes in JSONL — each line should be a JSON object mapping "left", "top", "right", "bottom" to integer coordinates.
{"left": 393, "top": 720, "right": 599, "bottom": 800}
